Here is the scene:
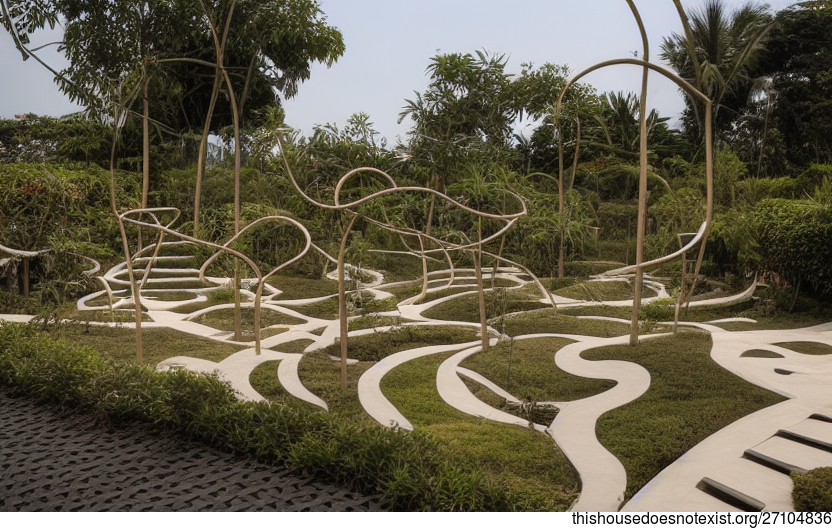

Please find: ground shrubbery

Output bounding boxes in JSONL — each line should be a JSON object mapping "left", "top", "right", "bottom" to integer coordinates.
{"left": 792, "top": 467, "right": 832, "bottom": 512}
{"left": 0, "top": 322, "right": 535, "bottom": 511}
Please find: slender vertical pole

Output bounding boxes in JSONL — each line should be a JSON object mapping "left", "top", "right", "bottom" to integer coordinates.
{"left": 475, "top": 221, "right": 488, "bottom": 353}
{"left": 338, "top": 215, "right": 357, "bottom": 390}
{"left": 22, "top": 258, "right": 29, "bottom": 298}
{"left": 628, "top": 0, "right": 650, "bottom": 346}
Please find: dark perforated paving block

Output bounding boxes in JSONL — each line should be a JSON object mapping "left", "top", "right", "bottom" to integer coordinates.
{"left": 0, "top": 393, "right": 389, "bottom": 512}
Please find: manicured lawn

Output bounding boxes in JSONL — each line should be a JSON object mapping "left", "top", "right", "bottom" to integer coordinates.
{"left": 460, "top": 337, "right": 617, "bottom": 403}
{"left": 324, "top": 325, "right": 478, "bottom": 362}
{"left": 501, "top": 309, "right": 631, "bottom": 338}
{"left": 191, "top": 307, "right": 305, "bottom": 331}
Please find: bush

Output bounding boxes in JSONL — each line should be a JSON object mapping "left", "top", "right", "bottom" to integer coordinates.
{"left": 799, "top": 165, "right": 832, "bottom": 188}
{"left": 736, "top": 177, "right": 805, "bottom": 204}
{"left": 0, "top": 322, "right": 523, "bottom": 511}
{"left": 639, "top": 297, "right": 675, "bottom": 323}
{"left": 792, "top": 467, "right": 832, "bottom": 512}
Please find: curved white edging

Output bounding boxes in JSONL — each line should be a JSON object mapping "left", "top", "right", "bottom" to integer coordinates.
{"left": 455, "top": 367, "right": 521, "bottom": 404}
{"left": 357, "top": 341, "right": 481, "bottom": 430}
{"left": 624, "top": 324, "right": 832, "bottom": 512}
{"left": 435, "top": 341, "right": 549, "bottom": 432}
{"left": 548, "top": 333, "right": 667, "bottom": 512}
{"left": 157, "top": 348, "right": 327, "bottom": 409}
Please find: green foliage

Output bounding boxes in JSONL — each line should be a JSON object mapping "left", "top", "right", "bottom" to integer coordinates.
{"left": 583, "top": 333, "right": 786, "bottom": 499}
{"left": 639, "top": 298, "right": 675, "bottom": 324}
{"left": 0, "top": 114, "right": 112, "bottom": 165}
{"left": 763, "top": 5, "right": 832, "bottom": 169}
{"left": 381, "top": 352, "right": 578, "bottom": 511}
{"left": 736, "top": 177, "right": 807, "bottom": 204}
{"left": 708, "top": 199, "right": 832, "bottom": 297}
{"left": 660, "top": 0, "right": 774, "bottom": 144}
{"left": 792, "top": 467, "right": 832, "bottom": 512}
{"left": 801, "top": 165, "right": 832, "bottom": 187}
{"left": 754, "top": 199, "right": 832, "bottom": 295}
{"left": 714, "top": 148, "right": 747, "bottom": 208}
{"left": 460, "top": 337, "right": 616, "bottom": 402}
{"left": 597, "top": 202, "right": 638, "bottom": 240}
{"left": 0, "top": 322, "right": 533, "bottom": 511}
{"left": 646, "top": 187, "right": 706, "bottom": 259}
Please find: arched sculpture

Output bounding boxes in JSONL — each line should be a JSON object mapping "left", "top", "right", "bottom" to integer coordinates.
{"left": 556, "top": 0, "right": 714, "bottom": 344}
{"left": 275, "top": 134, "right": 554, "bottom": 388}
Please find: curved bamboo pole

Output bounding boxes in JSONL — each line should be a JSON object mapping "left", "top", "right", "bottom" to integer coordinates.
{"left": 555, "top": 7, "right": 715, "bottom": 343}
{"left": 121, "top": 208, "right": 312, "bottom": 355}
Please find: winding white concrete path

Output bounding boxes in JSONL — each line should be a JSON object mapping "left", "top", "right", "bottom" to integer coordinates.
{"left": 548, "top": 333, "right": 668, "bottom": 512}
{"left": 158, "top": 348, "right": 328, "bottom": 410}
{"left": 623, "top": 323, "right": 832, "bottom": 511}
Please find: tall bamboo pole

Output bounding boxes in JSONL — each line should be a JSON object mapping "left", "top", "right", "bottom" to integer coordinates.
{"left": 628, "top": 0, "right": 650, "bottom": 346}
{"left": 337, "top": 215, "right": 358, "bottom": 390}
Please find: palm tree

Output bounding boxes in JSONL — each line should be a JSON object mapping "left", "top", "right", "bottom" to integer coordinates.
{"left": 660, "top": 0, "right": 773, "bottom": 144}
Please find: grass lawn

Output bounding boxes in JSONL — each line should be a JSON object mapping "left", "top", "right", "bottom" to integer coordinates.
{"left": 267, "top": 274, "right": 339, "bottom": 300}
{"left": 553, "top": 280, "right": 654, "bottom": 302}
{"left": 348, "top": 315, "right": 403, "bottom": 331}
{"left": 582, "top": 332, "right": 787, "bottom": 499}
{"left": 248, "top": 360, "right": 292, "bottom": 401}
{"left": 288, "top": 297, "right": 340, "bottom": 319}
{"left": 460, "top": 337, "right": 617, "bottom": 403}
{"left": 48, "top": 324, "right": 245, "bottom": 365}
{"left": 381, "top": 352, "right": 579, "bottom": 511}
{"left": 296, "top": 350, "right": 377, "bottom": 423}
{"left": 191, "top": 307, "right": 305, "bottom": 331}
{"left": 324, "top": 325, "right": 478, "bottom": 362}
{"left": 421, "top": 286, "right": 548, "bottom": 323}
{"left": 501, "top": 309, "right": 632, "bottom": 338}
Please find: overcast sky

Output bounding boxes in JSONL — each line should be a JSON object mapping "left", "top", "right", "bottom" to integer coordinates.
{"left": 0, "top": 0, "right": 797, "bottom": 144}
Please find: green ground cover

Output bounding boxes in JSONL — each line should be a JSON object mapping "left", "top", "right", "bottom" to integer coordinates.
{"left": 582, "top": 332, "right": 787, "bottom": 499}
{"left": 553, "top": 280, "right": 654, "bottom": 302}
{"left": 421, "top": 286, "right": 547, "bottom": 323}
{"left": 267, "top": 274, "right": 339, "bottom": 300}
{"left": 500, "top": 309, "right": 631, "bottom": 338}
{"left": 191, "top": 307, "right": 305, "bottom": 331}
{"left": 324, "top": 325, "right": 478, "bottom": 362}
{"left": 381, "top": 352, "right": 579, "bottom": 511}
{"left": 460, "top": 337, "right": 617, "bottom": 403}
{"left": 48, "top": 324, "right": 244, "bottom": 365}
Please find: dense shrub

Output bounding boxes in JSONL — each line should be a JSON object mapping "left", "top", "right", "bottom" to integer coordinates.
{"left": 736, "top": 177, "right": 807, "bottom": 204}
{"left": 754, "top": 200, "right": 832, "bottom": 296}
{"left": 792, "top": 467, "right": 832, "bottom": 512}
{"left": 708, "top": 199, "right": 831, "bottom": 297}
{"left": 799, "top": 165, "right": 832, "bottom": 187}
{"left": 0, "top": 322, "right": 522, "bottom": 511}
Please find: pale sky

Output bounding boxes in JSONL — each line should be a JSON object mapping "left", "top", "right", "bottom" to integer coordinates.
{"left": 0, "top": 0, "right": 798, "bottom": 145}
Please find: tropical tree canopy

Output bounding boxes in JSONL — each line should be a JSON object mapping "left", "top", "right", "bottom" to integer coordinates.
{"left": 660, "top": 0, "right": 773, "bottom": 144}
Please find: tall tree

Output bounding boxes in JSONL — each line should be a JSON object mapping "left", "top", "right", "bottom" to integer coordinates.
{"left": 760, "top": 1, "right": 832, "bottom": 169}
{"left": 660, "top": 0, "right": 773, "bottom": 145}
{"left": 399, "top": 50, "right": 517, "bottom": 193}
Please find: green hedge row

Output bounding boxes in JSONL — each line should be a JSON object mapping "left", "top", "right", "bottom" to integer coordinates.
{"left": 0, "top": 323, "right": 524, "bottom": 511}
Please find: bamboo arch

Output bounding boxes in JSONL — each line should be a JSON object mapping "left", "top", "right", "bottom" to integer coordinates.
{"left": 275, "top": 134, "right": 554, "bottom": 388}
{"left": 556, "top": 0, "right": 714, "bottom": 345}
